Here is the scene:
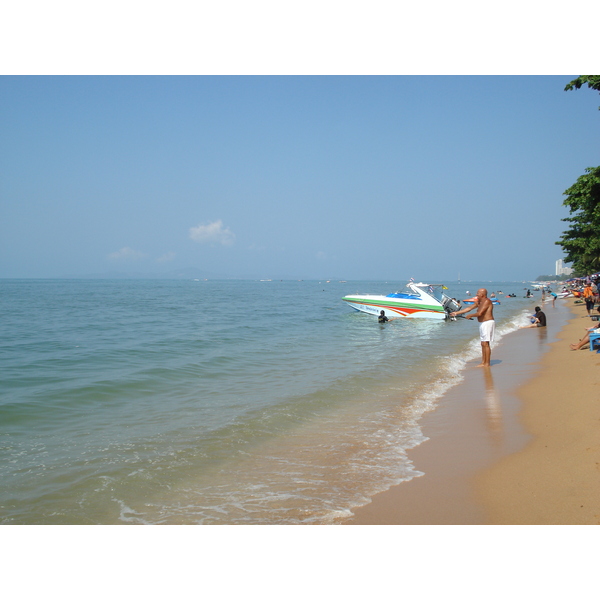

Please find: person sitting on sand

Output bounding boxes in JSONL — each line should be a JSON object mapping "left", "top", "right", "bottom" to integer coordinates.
{"left": 524, "top": 306, "right": 546, "bottom": 328}
{"left": 570, "top": 307, "right": 600, "bottom": 350}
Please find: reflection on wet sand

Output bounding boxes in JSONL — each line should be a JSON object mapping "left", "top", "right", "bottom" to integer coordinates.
{"left": 536, "top": 324, "right": 548, "bottom": 350}
{"left": 483, "top": 367, "right": 503, "bottom": 445}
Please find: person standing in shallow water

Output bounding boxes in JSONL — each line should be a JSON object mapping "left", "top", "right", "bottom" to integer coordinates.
{"left": 450, "top": 288, "right": 495, "bottom": 367}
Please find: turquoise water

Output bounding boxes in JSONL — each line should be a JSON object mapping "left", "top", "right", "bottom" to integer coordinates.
{"left": 0, "top": 279, "right": 545, "bottom": 524}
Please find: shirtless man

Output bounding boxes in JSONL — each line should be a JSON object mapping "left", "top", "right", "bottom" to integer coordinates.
{"left": 450, "top": 288, "right": 495, "bottom": 367}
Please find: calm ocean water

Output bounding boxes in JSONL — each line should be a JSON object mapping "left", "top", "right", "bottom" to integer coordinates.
{"left": 0, "top": 278, "right": 547, "bottom": 524}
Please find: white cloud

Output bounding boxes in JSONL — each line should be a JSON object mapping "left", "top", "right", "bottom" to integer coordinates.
{"left": 108, "top": 247, "right": 146, "bottom": 261}
{"left": 157, "top": 251, "right": 176, "bottom": 263}
{"left": 189, "top": 220, "right": 235, "bottom": 246}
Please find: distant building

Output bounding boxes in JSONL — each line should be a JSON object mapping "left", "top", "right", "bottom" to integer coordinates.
{"left": 555, "top": 259, "right": 573, "bottom": 276}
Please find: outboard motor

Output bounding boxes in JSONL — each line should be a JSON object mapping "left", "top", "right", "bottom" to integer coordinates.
{"left": 442, "top": 295, "right": 461, "bottom": 320}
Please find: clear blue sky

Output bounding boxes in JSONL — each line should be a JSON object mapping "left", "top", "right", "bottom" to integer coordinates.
{"left": 1, "top": 75, "right": 598, "bottom": 280}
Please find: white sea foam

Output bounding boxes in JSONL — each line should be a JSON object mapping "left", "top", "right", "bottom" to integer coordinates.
{"left": 115, "top": 499, "right": 150, "bottom": 524}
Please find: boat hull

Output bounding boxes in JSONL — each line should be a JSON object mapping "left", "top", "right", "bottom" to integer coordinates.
{"left": 342, "top": 295, "right": 446, "bottom": 319}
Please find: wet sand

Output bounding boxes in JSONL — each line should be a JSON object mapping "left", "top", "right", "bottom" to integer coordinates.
{"left": 348, "top": 298, "right": 599, "bottom": 525}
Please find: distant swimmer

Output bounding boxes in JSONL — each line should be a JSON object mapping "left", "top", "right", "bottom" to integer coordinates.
{"left": 450, "top": 288, "right": 495, "bottom": 367}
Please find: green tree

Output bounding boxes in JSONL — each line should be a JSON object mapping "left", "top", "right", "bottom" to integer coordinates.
{"left": 556, "top": 77, "right": 600, "bottom": 275}
{"left": 564, "top": 76, "right": 600, "bottom": 109}
{"left": 555, "top": 166, "right": 600, "bottom": 275}
{"left": 564, "top": 75, "right": 600, "bottom": 92}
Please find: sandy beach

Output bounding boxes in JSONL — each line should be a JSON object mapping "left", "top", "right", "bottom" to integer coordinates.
{"left": 349, "top": 298, "right": 600, "bottom": 525}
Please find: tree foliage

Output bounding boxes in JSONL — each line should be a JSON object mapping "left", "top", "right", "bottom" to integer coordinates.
{"left": 564, "top": 76, "right": 600, "bottom": 109}
{"left": 555, "top": 166, "right": 600, "bottom": 275}
{"left": 564, "top": 75, "right": 600, "bottom": 91}
{"left": 535, "top": 274, "right": 570, "bottom": 282}
{"left": 556, "top": 77, "right": 600, "bottom": 275}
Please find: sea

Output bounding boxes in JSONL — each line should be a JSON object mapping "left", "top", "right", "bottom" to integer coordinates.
{"left": 0, "top": 278, "right": 552, "bottom": 524}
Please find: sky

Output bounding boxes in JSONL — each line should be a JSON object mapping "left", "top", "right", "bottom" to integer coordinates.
{"left": 1, "top": 75, "right": 598, "bottom": 281}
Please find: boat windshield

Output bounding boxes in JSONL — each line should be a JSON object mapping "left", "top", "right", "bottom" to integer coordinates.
{"left": 430, "top": 287, "right": 444, "bottom": 302}
{"left": 413, "top": 284, "right": 444, "bottom": 302}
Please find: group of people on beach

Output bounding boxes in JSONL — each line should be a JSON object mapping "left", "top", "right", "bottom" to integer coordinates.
{"left": 453, "top": 280, "right": 600, "bottom": 358}
{"left": 570, "top": 279, "right": 600, "bottom": 351}
{"left": 536, "top": 278, "right": 600, "bottom": 351}
{"left": 378, "top": 278, "right": 600, "bottom": 363}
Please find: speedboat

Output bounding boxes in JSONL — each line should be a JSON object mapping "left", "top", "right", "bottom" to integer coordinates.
{"left": 342, "top": 281, "right": 460, "bottom": 320}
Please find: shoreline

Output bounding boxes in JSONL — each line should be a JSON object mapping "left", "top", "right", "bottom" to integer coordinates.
{"left": 348, "top": 297, "right": 598, "bottom": 525}
{"left": 477, "top": 300, "right": 600, "bottom": 524}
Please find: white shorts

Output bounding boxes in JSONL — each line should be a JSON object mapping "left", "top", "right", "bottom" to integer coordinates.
{"left": 479, "top": 320, "right": 495, "bottom": 343}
